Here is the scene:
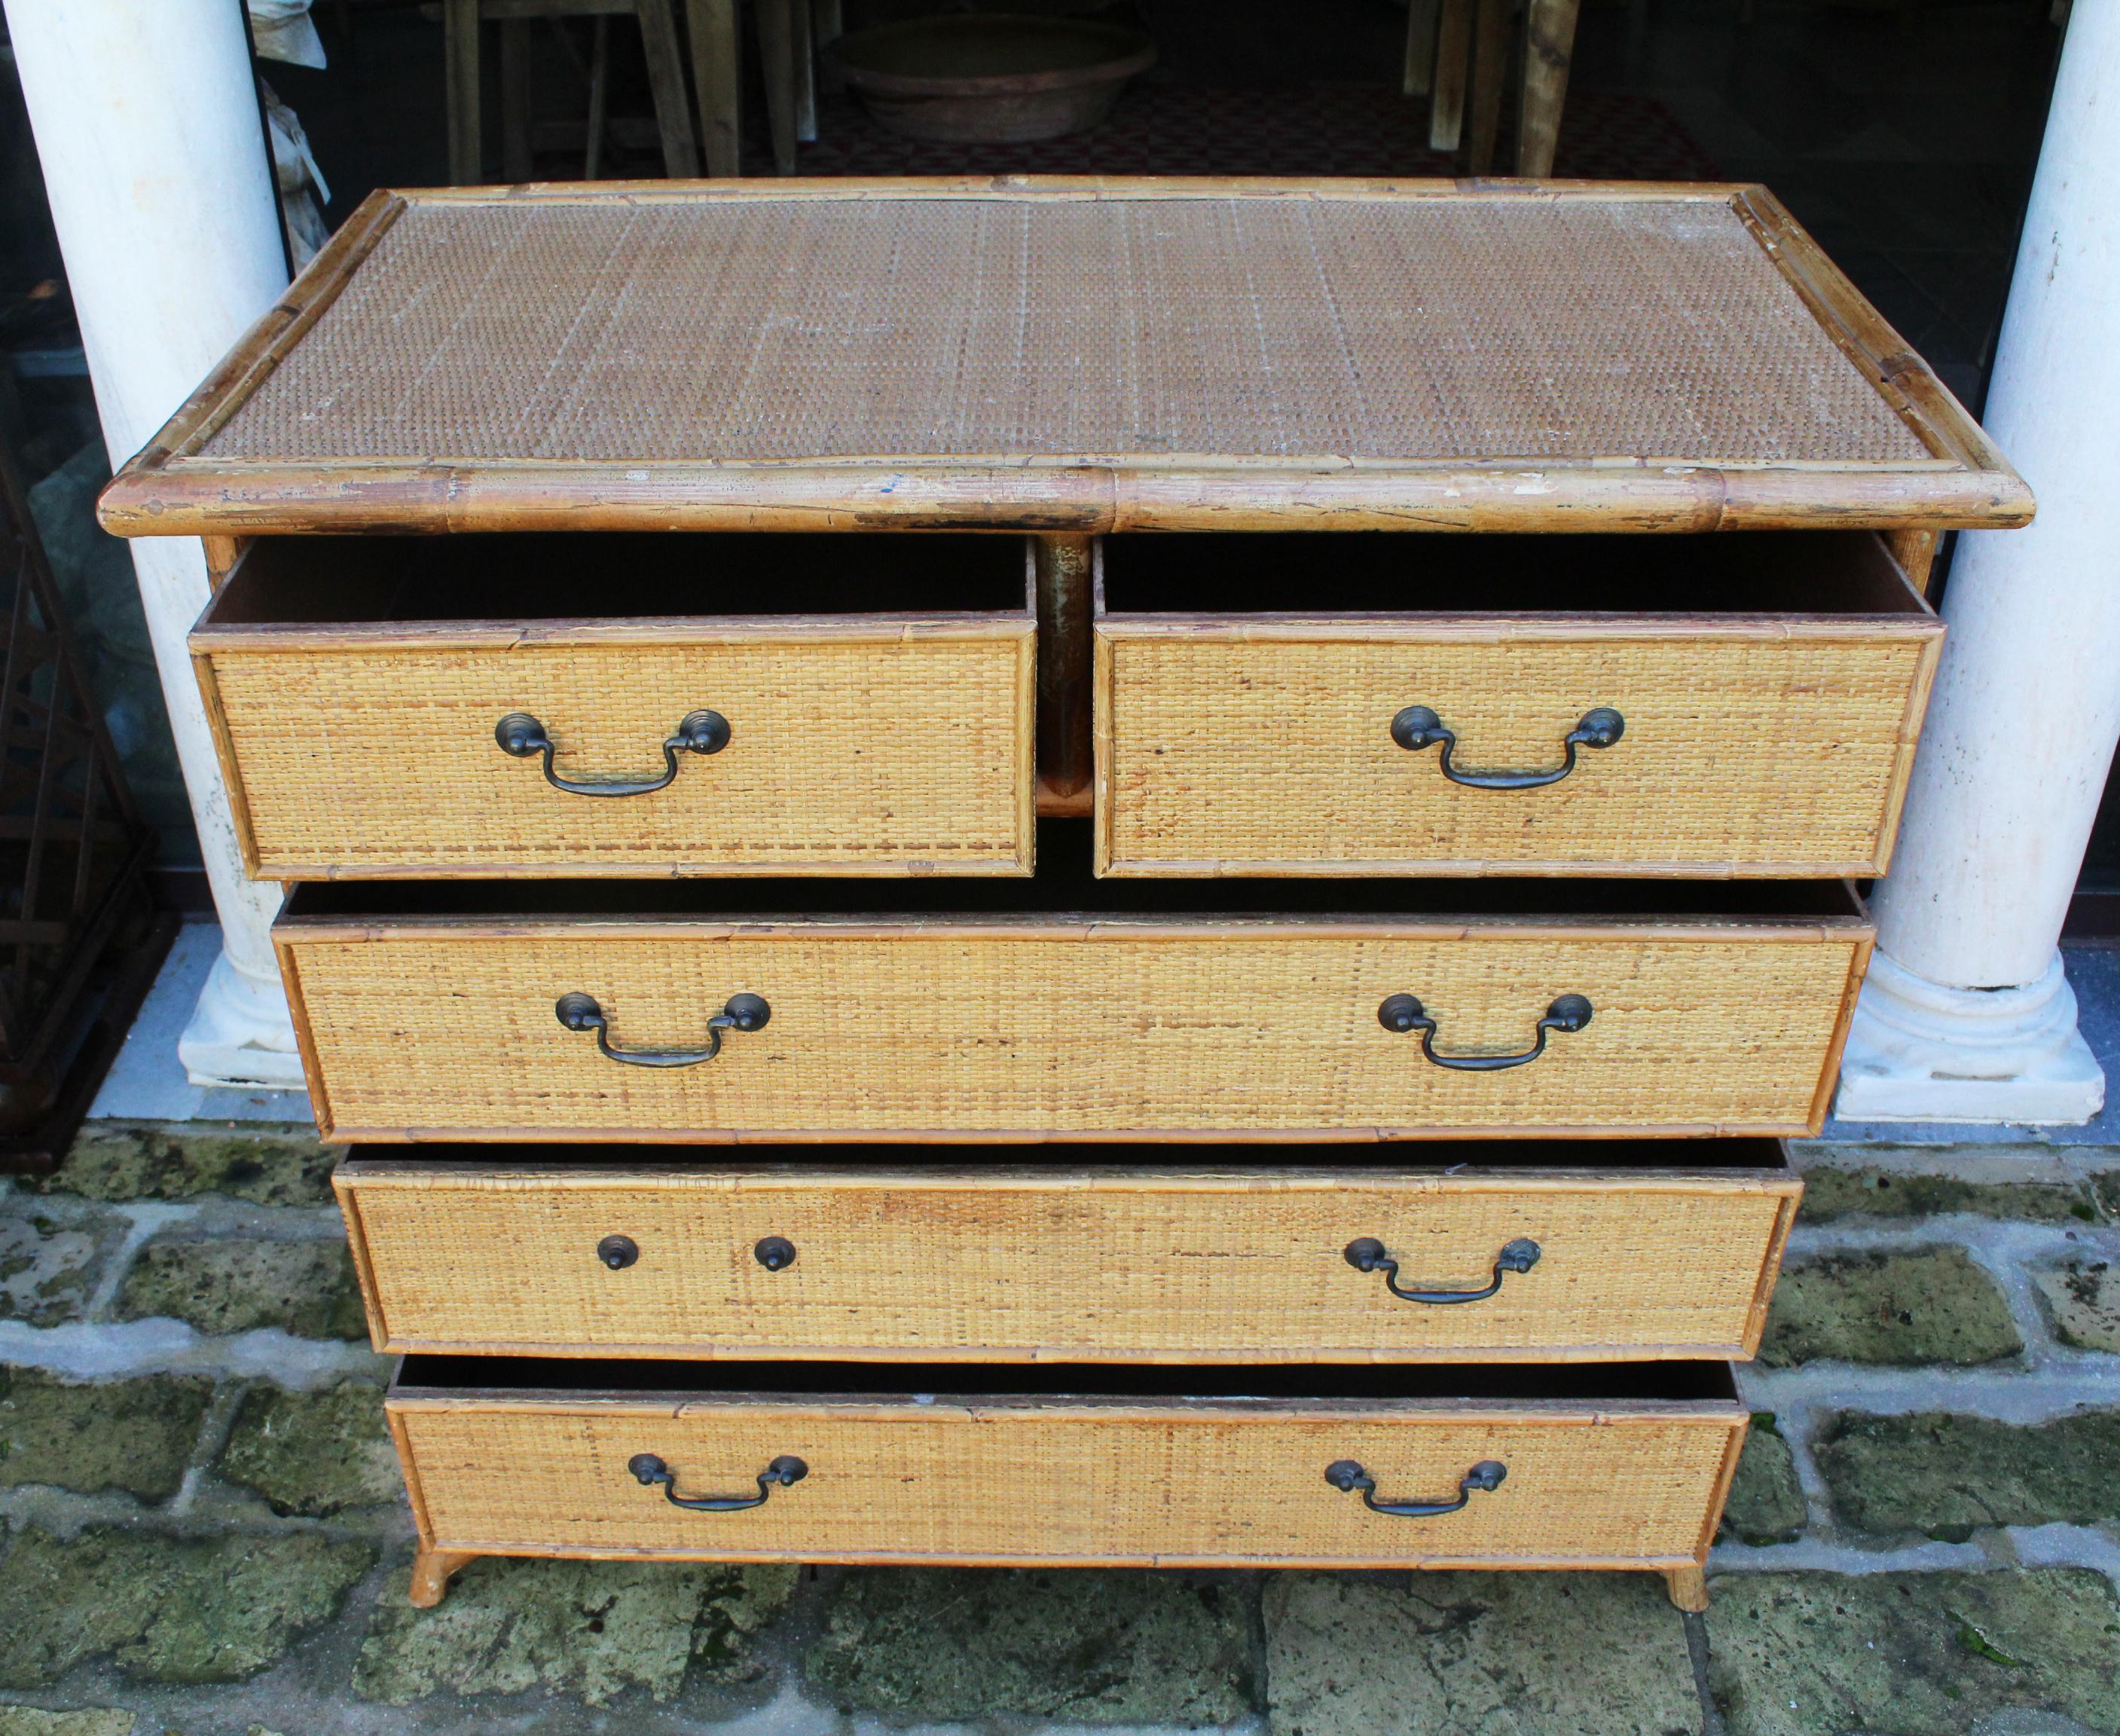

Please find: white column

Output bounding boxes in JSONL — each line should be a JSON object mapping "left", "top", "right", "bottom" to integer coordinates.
{"left": 6, "top": 0, "right": 305, "bottom": 1089}
{"left": 1834, "top": 2, "right": 2120, "bottom": 1124}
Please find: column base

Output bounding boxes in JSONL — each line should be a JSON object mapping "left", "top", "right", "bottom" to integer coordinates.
{"left": 177, "top": 946, "right": 307, "bottom": 1091}
{"left": 1834, "top": 949, "right": 2105, "bottom": 1125}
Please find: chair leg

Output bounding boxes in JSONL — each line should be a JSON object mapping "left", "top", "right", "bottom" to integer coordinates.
{"left": 1428, "top": 0, "right": 1473, "bottom": 150}
{"left": 444, "top": 0, "right": 482, "bottom": 185}
{"left": 759, "top": 0, "right": 800, "bottom": 174}
{"left": 683, "top": 0, "right": 741, "bottom": 176}
{"left": 585, "top": 14, "right": 612, "bottom": 179}
{"left": 1517, "top": 0, "right": 1580, "bottom": 177}
{"left": 1465, "top": 0, "right": 1510, "bottom": 174}
{"left": 635, "top": 0, "right": 701, "bottom": 178}
{"left": 499, "top": 17, "right": 534, "bottom": 182}
{"left": 1403, "top": 0, "right": 1442, "bottom": 96}
{"left": 793, "top": 0, "right": 817, "bottom": 144}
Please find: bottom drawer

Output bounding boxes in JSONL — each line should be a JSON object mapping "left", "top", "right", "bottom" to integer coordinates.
{"left": 389, "top": 1359, "right": 1744, "bottom": 1608}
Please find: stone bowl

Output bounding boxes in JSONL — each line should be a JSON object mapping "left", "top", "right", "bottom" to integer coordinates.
{"left": 824, "top": 14, "right": 1157, "bottom": 144}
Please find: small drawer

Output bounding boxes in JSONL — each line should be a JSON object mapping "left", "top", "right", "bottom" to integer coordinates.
{"left": 337, "top": 1142, "right": 1798, "bottom": 1362}
{"left": 388, "top": 1359, "right": 1745, "bottom": 1593}
{"left": 193, "top": 533, "right": 1036, "bottom": 878}
{"left": 1093, "top": 530, "right": 1941, "bottom": 877}
{"left": 277, "top": 848, "right": 1871, "bottom": 1141}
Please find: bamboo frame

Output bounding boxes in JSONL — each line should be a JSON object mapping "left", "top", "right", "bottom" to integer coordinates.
{"left": 96, "top": 182, "right": 2033, "bottom": 539}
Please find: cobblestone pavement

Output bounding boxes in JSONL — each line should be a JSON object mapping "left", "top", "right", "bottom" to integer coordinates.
{"left": 2, "top": 1123, "right": 2118, "bottom": 1734}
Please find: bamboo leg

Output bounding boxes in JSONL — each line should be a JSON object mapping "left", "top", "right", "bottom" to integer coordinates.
{"left": 1517, "top": 0, "right": 1580, "bottom": 177}
{"left": 1664, "top": 1565, "right": 1709, "bottom": 1612}
{"left": 444, "top": 0, "right": 483, "bottom": 185}
{"left": 635, "top": 0, "right": 701, "bottom": 178}
{"left": 1034, "top": 533, "right": 1095, "bottom": 808}
{"left": 1428, "top": 0, "right": 1472, "bottom": 151}
{"left": 758, "top": 0, "right": 799, "bottom": 174}
{"left": 1465, "top": 0, "right": 1510, "bottom": 174}
{"left": 793, "top": 0, "right": 817, "bottom": 143}
{"left": 1403, "top": 0, "right": 1442, "bottom": 96}
{"left": 683, "top": 0, "right": 741, "bottom": 176}
{"left": 499, "top": 18, "right": 533, "bottom": 182}
{"left": 585, "top": 15, "right": 612, "bottom": 179}
{"left": 410, "top": 1549, "right": 478, "bottom": 1609}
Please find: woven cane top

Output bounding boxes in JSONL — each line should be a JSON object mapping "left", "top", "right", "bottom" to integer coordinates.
{"left": 101, "top": 181, "right": 2032, "bottom": 534}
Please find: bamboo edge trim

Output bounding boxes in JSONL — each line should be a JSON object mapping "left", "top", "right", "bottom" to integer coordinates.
{"left": 316, "top": 1123, "right": 1830, "bottom": 1144}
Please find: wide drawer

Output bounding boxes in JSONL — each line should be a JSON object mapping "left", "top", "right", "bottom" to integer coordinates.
{"left": 277, "top": 864, "right": 1871, "bottom": 1141}
{"left": 193, "top": 533, "right": 1037, "bottom": 877}
{"left": 1094, "top": 530, "right": 1941, "bottom": 878}
{"left": 337, "top": 1142, "right": 1799, "bottom": 1362}
{"left": 389, "top": 1359, "right": 1745, "bottom": 1573}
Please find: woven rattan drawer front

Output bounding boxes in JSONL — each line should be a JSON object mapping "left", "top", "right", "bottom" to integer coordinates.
{"left": 1095, "top": 530, "right": 1942, "bottom": 877}
{"left": 276, "top": 879, "right": 1871, "bottom": 1140}
{"left": 387, "top": 1362, "right": 1745, "bottom": 1569}
{"left": 337, "top": 1149, "right": 1800, "bottom": 1362}
{"left": 194, "top": 536, "right": 1036, "bottom": 878}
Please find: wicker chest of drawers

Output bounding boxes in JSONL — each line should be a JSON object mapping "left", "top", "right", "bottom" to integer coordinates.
{"left": 102, "top": 177, "right": 2028, "bottom": 1615}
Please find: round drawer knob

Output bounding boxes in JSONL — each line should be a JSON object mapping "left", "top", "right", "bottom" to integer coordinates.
{"left": 754, "top": 1236, "right": 797, "bottom": 1271}
{"left": 597, "top": 1234, "right": 640, "bottom": 1270}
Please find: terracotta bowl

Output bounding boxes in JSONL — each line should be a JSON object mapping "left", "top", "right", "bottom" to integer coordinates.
{"left": 825, "top": 14, "right": 1157, "bottom": 144}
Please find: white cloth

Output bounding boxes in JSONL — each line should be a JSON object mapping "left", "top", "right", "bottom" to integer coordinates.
{"left": 248, "top": 0, "right": 327, "bottom": 69}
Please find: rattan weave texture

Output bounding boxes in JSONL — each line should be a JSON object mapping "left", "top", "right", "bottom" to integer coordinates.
{"left": 286, "top": 928, "right": 1862, "bottom": 1135}
{"left": 345, "top": 1170, "right": 1790, "bottom": 1358}
{"left": 397, "top": 1402, "right": 1734, "bottom": 1561}
{"left": 1098, "top": 630, "right": 1932, "bottom": 874}
{"left": 204, "top": 196, "right": 1928, "bottom": 467}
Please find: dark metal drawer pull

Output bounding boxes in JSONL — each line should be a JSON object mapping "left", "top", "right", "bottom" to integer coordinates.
{"left": 556, "top": 991, "right": 770, "bottom": 1067}
{"left": 1327, "top": 1458, "right": 1506, "bottom": 1517}
{"left": 629, "top": 1453, "right": 807, "bottom": 1511}
{"left": 1391, "top": 704, "right": 1623, "bottom": 790}
{"left": 496, "top": 708, "right": 729, "bottom": 797}
{"left": 1378, "top": 993, "right": 1592, "bottom": 1071}
{"left": 1344, "top": 1236, "right": 1541, "bottom": 1304}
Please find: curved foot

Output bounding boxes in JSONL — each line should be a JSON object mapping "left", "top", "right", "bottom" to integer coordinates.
{"left": 1663, "top": 1565, "right": 1709, "bottom": 1612}
{"left": 411, "top": 1549, "right": 478, "bottom": 1608}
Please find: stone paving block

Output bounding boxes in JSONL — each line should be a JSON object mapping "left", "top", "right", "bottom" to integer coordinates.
{"left": 1705, "top": 1569, "right": 2120, "bottom": 1736}
{"left": 0, "top": 1370, "right": 212, "bottom": 1502}
{"left": 1759, "top": 1247, "right": 2021, "bottom": 1368}
{"left": 2032, "top": 1258, "right": 2120, "bottom": 1354}
{"left": 115, "top": 1237, "right": 365, "bottom": 1341}
{"left": 807, "top": 1568, "right": 1253, "bottom": 1723}
{"left": 1718, "top": 1417, "right": 1808, "bottom": 1546}
{"left": 1795, "top": 1166, "right": 2097, "bottom": 1224}
{"left": 1813, "top": 1410, "right": 2120, "bottom": 1538}
{"left": 0, "top": 1208, "right": 121, "bottom": 1329}
{"left": 1263, "top": 1571, "right": 1696, "bottom": 1736}
{"left": 356, "top": 1555, "right": 796, "bottom": 1707}
{"left": 0, "top": 1711, "right": 136, "bottom": 1736}
{"left": 44, "top": 1124, "right": 334, "bottom": 1208}
{"left": 0, "top": 1526, "right": 373, "bottom": 1687}
{"left": 216, "top": 1380, "right": 401, "bottom": 1517}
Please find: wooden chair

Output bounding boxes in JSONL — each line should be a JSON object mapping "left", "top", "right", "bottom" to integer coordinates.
{"left": 1404, "top": 0, "right": 1582, "bottom": 177}
{"left": 442, "top": 0, "right": 703, "bottom": 183}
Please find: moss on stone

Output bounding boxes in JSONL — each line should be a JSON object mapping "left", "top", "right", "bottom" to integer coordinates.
{"left": 0, "top": 1527, "right": 372, "bottom": 1686}
{"left": 216, "top": 1381, "right": 399, "bottom": 1517}
{"left": 43, "top": 1124, "right": 334, "bottom": 1208}
{"left": 1719, "top": 1417, "right": 1808, "bottom": 1545}
{"left": 1705, "top": 1569, "right": 2120, "bottom": 1735}
{"left": 1795, "top": 1166, "right": 2097, "bottom": 1224}
{"left": 0, "top": 1206, "right": 123, "bottom": 1329}
{"left": 115, "top": 1238, "right": 365, "bottom": 1340}
{"left": 355, "top": 1555, "right": 794, "bottom": 1707}
{"left": 0, "top": 1370, "right": 212, "bottom": 1502}
{"left": 2033, "top": 1258, "right": 2120, "bottom": 1354}
{"left": 1814, "top": 1410, "right": 2120, "bottom": 1537}
{"left": 0, "top": 1711, "right": 136, "bottom": 1736}
{"left": 806, "top": 1567, "right": 1253, "bottom": 1722}
{"left": 1760, "top": 1246, "right": 2021, "bottom": 1368}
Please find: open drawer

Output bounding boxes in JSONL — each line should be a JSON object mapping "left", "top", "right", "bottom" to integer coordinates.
{"left": 1093, "top": 529, "right": 1941, "bottom": 877}
{"left": 276, "top": 845, "right": 1873, "bottom": 1141}
{"left": 389, "top": 1358, "right": 1746, "bottom": 1609}
{"left": 337, "top": 1141, "right": 1799, "bottom": 1363}
{"left": 192, "top": 533, "right": 1037, "bottom": 877}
